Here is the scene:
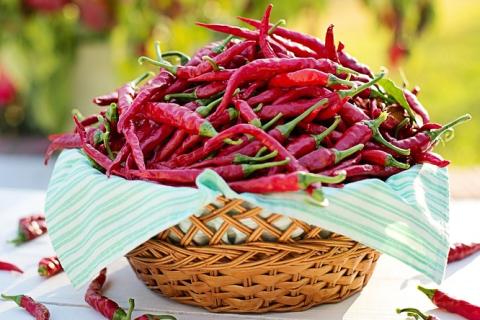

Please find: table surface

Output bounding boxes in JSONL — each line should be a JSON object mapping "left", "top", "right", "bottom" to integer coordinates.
{"left": 0, "top": 187, "right": 478, "bottom": 320}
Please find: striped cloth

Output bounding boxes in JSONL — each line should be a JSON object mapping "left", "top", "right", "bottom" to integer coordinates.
{"left": 45, "top": 149, "right": 450, "bottom": 288}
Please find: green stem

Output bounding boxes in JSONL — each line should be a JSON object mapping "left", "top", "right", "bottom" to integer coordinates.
{"left": 367, "top": 112, "right": 410, "bottom": 156}
{"left": 164, "top": 92, "right": 197, "bottom": 101}
{"left": 242, "top": 158, "right": 290, "bottom": 176}
{"left": 202, "top": 56, "right": 221, "bottom": 71}
{"left": 394, "top": 118, "right": 410, "bottom": 138}
{"left": 106, "top": 103, "right": 118, "bottom": 123}
{"left": 335, "top": 64, "right": 360, "bottom": 75}
{"left": 234, "top": 150, "right": 278, "bottom": 164}
{"left": 133, "top": 72, "right": 153, "bottom": 87}
{"left": 276, "top": 98, "right": 328, "bottom": 137}
{"left": 198, "top": 121, "right": 218, "bottom": 138}
{"left": 327, "top": 74, "right": 356, "bottom": 88}
{"left": 261, "top": 113, "right": 282, "bottom": 131}
{"left": 138, "top": 56, "right": 177, "bottom": 74}
{"left": 298, "top": 171, "right": 347, "bottom": 188}
{"left": 1, "top": 294, "right": 22, "bottom": 306}
{"left": 427, "top": 114, "right": 472, "bottom": 142}
{"left": 308, "top": 187, "right": 328, "bottom": 206}
{"left": 38, "top": 265, "right": 48, "bottom": 277}
{"left": 396, "top": 308, "right": 428, "bottom": 320}
{"left": 103, "top": 120, "right": 114, "bottom": 160}
{"left": 253, "top": 103, "right": 264, "bottom": 112}
{"left": 268, "top": 19, "right": 286, "bottom": 34}
{"left": 196, "top": 96, "right": 223, "bottom": 117}
{"left": 417, "top": 285, "right": 435, "bottom": 301}
{"left": 212, "top": 35, "right": 234, "bottom": 53}
{"left": 314, "top": 115, "right": 341, "bottom": 147}
{"left": 125, "top": 298, "right": 135, "bottom": 320}
{"left": 254, "top": 146, "right": 268, "bottom": 157}
{"left": 386, "top": 155, "right": 410, "bottom": 169}
{"left": 161, "top": 51, "right": 191, "bottom": 65}
{"left": 154, "top": 41, "right": 163, "bottom": 61}
{"left": 339, "top": 71, "right": 385, "bottom": 99}
{"left": 227, "top": 108, "right": 239, "bottom": 121}
{"left": 334, "top": 144, "right": 364, "bottom": 163}
{"left": 8, "top": 232, "right": 26, "bottom": 245}
{"left": 71, "top": 109, "right": 84, "bottom": 120}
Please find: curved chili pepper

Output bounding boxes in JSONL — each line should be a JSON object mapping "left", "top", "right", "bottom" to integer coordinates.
{"left": 160, "top": 51, "right": 190, "bottom": 65}
{"left": 258, "top": 98, "right": 324, "bottom": 120}
{"left": 299, "top": 144, "right": 364, "bottom": 172}
{"left": 361, "top": 149, "right": 410, "bottom": 169}
{"left": 319, "top": 154, "right": 362, "bottom": 177}
{"left": 396, "top": 307, "right": 439, "bottom": 320}
{"left": 9, "top": 215, "right": 47, "bottom": 245}
{"left": 325, "top": 24, "right": 339, "bottom": 62}
{"left": 273, "top": 86, "right": 330, "bottom": 104}
{"left": 0, "top": 261, "right": 23, "bottom": 273}
{"left": 85, "top": 268, "right": 135, "bottom": 320}
{"left": 164, "top": 81, "right": 226, "bottom": 101}
{"left": 188, "top": 69, "right": 234, "bottom": 82}
{"left": 419, "top": 122, "right": 442, "bottom": 131}
{"left": 44, "top": 133, "right": 82, "bottom": 164}
{"left": 339, "top": 101, "right": 370, "bottom": 125}
{"left": 117, "top": 72, "right": 151, "bottom": 115}
{"left": 38, "top": 256, "right": 63, "bottom": 278}
{"left": 258, "top": 4, "right": 277, "bottom": 58}
{"left": 338, "top": 164, "right": 401, "bottom": 179}
{"left": 448, "top": 242, "right": 480, "bottom": 263}
{"left": 418, "top": 286, "right": 480, "bottom": 320}
{"left": 389, "top": 114, "right": 471, "bottom": 155}
{"left": 287, "top": 116, "right": 341, "bottom": 158}
{"left": 124, "top": 121, "right": 145, "bottom": 171}
{"left": 247, "top": 87, "right": 285, "bottom": 106}
{"left": 404, "top": 88, "right": 430, "bottom": 124}
{"left": 117, "top": 71, "right": 174, "bottom": 132}
{"left": 195, "top": 95, "right": 224, "bottom": 117}
{"left": 1, "top": 294, "right": 50, "bottom": 320}
{"left": 269, "top": 68, "right": 355, "bottom": 88}
{"left": 234, "top": 99, "right": 261, "bottom": 127}
{"left": 228, "top": 171, "right": 346, "bottom": 194}
{"left": 271, "top": 34, "right": 316, "bottom": 58}
{"left": 93, "top": 92, "right": 118, "bottom": 106}
{"left": 239, "top": 80, "right": 265, "bottom": 100}
{"left": 415, "top": 152, "right": 450, "bottom": 168}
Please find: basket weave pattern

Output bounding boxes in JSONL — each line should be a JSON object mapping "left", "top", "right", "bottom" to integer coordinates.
{"left": 126, "top": 197, "right": 380, "bottom": 313}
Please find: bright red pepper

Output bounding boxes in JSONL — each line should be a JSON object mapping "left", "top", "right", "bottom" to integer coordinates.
{"left": 273, "top": 86, "right": 329, "bottom": 104}
{"left": 188, "top": 69, "right": 234, "bottom": 82}
{"left": 0, "top": 261, "right": 23, "bottom": 273}
{"left": 299, "top": 144, "right": 364, "bottom": 172}
{"left": 337, "top": 164, "right": 401, "bottom": 179}
{"left": 269, "top": 68, "right": 355, "bottom": 88}
{"left": 44, "top": 133, "right": 82, "bottom": 164}
{"left": 10, "top": 215, "right": 47, "bottom": 245}
{"left": 258, "top": 4, "right": 277, "bottom": 58}
{"left": 164, "top": 81, "right": 226, "bottom": 100}
{"left": 38, "top": 256, "right": 63, "bottom": 278}
{"left": 404, "top": 88, "right": 430, "bottom": 124}
{"left": 418, "top": 286, "right": 480, "bottom": 320}
{"left": 93, "top": 91, "right": 118, "bottom": 106}
{"left": 361, "top": 149, "right": 410, "bottom": 169}
{"left": 124, "top": 121, "right": 146, "bottom": 171}
{"left": 415, "top": 152, "right": 450, "bottom": 168}
{"left": 1, "top": 294, "right": 50, "bottom": 320}
{"left": 234, "top": 99, "right": 261, "bottom": 127}
{"left": 247, "top": 87, "right": 285, "bottom": 106}
{"left": 448, "top": 243, "right": 480, "bottom": 263}
{"left": 325, "top": 24, "right": 339, "bottom": 62}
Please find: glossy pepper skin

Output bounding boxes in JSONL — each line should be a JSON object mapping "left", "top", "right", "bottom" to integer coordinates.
{"left": 448, "top": 243, "right": 480, "bottom": 263}
{"left": 38, "top": 256, "right": 63, "bottom": 278}
{"left": 1, "top": 294, "right": 50, "bottom": 320}
{"left": 298, "top": 144, "right": 364, "bottom": 172}
{"left": 44, "top": 133, "right": 82, "bottom": 164}
{"left": 418, "top": 286, "right": 480, "bottom": 320}
{"left": 0, "top": 261, "right": 23, "bottom": 273}
{"left": 10, "top": 215, "right": 47, "bottom": 245}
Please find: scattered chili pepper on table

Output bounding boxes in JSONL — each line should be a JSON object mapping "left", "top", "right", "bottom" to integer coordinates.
{"left": 418, "top": 286, "right": 480, "bottom": 320}
{"left": 38, "top": 256, "right": 63, "bottom": 278}
{"left": 448, "top": 242, "right": 480, "bottom": 263}
{"left": 10, "top": 215, "right": 47, "bottom": 245}
{"left": 0, "top": 261, "right": 23, "bottom": 273}
{"left": 1, "top": 293, "right": 50, "bottom": 320}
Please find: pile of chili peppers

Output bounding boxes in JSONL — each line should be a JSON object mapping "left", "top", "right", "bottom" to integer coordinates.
{"left": 45, "top": 4, "right": 470, "bottom": 202}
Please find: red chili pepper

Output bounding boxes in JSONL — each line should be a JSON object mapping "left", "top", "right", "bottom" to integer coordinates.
{"left": 93, "top": 92, "right": 118, "bottom": 106}
{"left": 339, "top": 101, "right": 370, "bottom": 125}
{"left": 404, "top": 88, "right": 430, "bottom": 124}
{"left": 258, "top": 98, "right": 324, "bottom": 120}
{"left": 361, "top": 149, "right": 410, "bottom": 169}
{"left": 299, "top": 144, "right": 364, "bottom": 172}
{"left": 239, "top": 80, "right": 265, "bottom": 100}
{"left": 269, "top": 68, "right": 355, "bottom": 88}
{"left": 334, "top": 112, "right": 410, "bottom": 156}
{"left": 300, "top": 122, "right": 343, "bottom": 142}
{"left": 271, "top": 34, "right": 317, "bottom": 58}
{"left": 389, "top": 114, "right": 471, "bottom": 155}
{"left": 236, "top": 16, "right": 372, "bottom": 75}
{"left": 415, "top": 152, "right": 450, "bottom": 168}
{"left": 234, "top": 99, "right": 261, "bottom": 127}
{"left": 124, "top": 121, "right": 146, "bottom": 171}
{"left": 189, "top": 141, "right": 263, "bottom": 169}
{"left": 337, "top": 164, "right": 401, "bottom": 179}
{"left": 210, "top": 57, "right": 354, "bottom": 120}
{"left": 144, "top": 103, "right": 218, "bottom": 137}
{"left": 396, "top": 307, "right": 439, "bottom": 320}
{"left": 325, "top": 24, "right": 339, "bottom": 62}
{"left": 247, "top": 87, "right": 285, "bottom": 106}
{"left": 44, "top": 133, "right": 82, "bottom": 164}
{"left": 132, "top": 158, "right": 289, "bottom": 183}
{"left": 418, "top": 286, "right": 480, "bottom": 320}
{"left": 258, "top": 4, "right": 277, "bottom": 58}
{"left": 319, "top": 154, "right": 362, "bottom": 177}
{"left": 1, "top": 294, "right": 50, "bottom": 320}
{"left": 273, "top": 86, "right": 329, "bottom": 104}
{"left": 448, "top": 242, "right": 480, "bottom": 263}
{"left": 419, "top": 122, "right": 442, "bottom": 131}
{"left": 10, "top": 215, "right": 47, "bottom": 245}
{"left": 188, "top": 69, "right": 234, "bottom": 82}
{"left": 0, "top": 261, "right": 23, "bottom": 273}
{"left": 154, "top": 130, "right": 189, "bottom": 163}
{"left": 117, "top": 72, "right": 151, "bottom": 115}
{"left": 165, "top": 81, "right": 226, "bottom": 100}
{"left": 287, "top": 116, "right": 341, "bottom": 158}
{"left": 134, "top": 314, "right": 177, "bottom": 320}
{"left": 85, "top": 268, "right": 135, "bottom": 320}
{"left": 228, "top": 171, "right": 346, "bottom": 194}
{"left": 38, "top": 256, "right": 63, "bottom": 278}
{"left": 117, "top": 71, "right": 175, "bottom": 132}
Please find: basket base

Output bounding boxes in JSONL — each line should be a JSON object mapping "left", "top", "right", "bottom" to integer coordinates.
{"left": 126, "top": 239, "right": 380, "bottom": 313}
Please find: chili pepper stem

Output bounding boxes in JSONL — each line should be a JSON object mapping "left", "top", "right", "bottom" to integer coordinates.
{"left": 1, "top": 294, "right": 22, "bottom": 305}
{"left": 339, "top": 71, "right": 385, "bottom": 99}
{"left": 428, "top": 114, "right": 472, "bottom": 142}
{"left": 417, "top": 285, "right": 435, "bottom": 300}
{"left": 253, "top": 103, "right": 264, "bottom": 112}
{"left": 386, "top": 155, "right": 410, "bottom": 169}
{"left": 202, "top": 56, "right": 221, "bottom": 71}
{"left": 126, "top": 298, "right": 135, "bottom": 320}
{"left": 276, "top": 98, "right": 328, "bottom": 137}
{"left": 196, "top": 96, "right": 223, "bottom": 117}
{"left": 154, "top": 41, "right": 163, "bottom": 61}
{"left": 268, "top": 19, "right": 286, "bottom": 34}
{"left": 334, "top": 144, "right": 364, "bottom": 163}
{"left": 327, "top": 74, "right": 356, "bottom": 88}
{"left": 165, "top": 92, "right": 197, "bottom": 101}
{"left": 336, "top": 64, "right": 360, "bottom": 76}
{"left": 299, "top": 171, "right": 347, "bottom": 188}
{"left": 261, "top": 113, "right": 283, "bottom": 131}
{"left": 8, "top": 233, "right": 27, "bottom": 245}
{"left": 314, "top": 115, "right": 341, "bottom": 146}
{"left": 161, "top": 51, "right": 191, "bottom": 65}
{"left": 198, "top": 122, "right": 218, "bottom": 137}
{"left": 396, "top": 308, "right": 429, "bottom": 320}
{"left": 243, "top": 158, "right": 290, "bottom": 176}
{"left": 234, "top": 150, "right": 279, "bottom": 164}
{"left": 38, "top": 266, "right": 47, "bottom": 277}
{"left": 138, "top": 56, "right": 177, "bottom": 74}
{"left": 368, "top": 112, "right": 410, "bottom": 156}
{"left": 133, "top": 72, "right": 153, "bottom": 87}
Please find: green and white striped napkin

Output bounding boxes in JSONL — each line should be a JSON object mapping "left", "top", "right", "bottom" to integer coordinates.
{"left": 45, "top": 149, "right": 450, "bottom": 288}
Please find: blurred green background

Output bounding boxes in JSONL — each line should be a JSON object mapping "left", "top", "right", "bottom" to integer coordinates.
{"left": 0, "top": 0, "right": 478, "bottom": 165}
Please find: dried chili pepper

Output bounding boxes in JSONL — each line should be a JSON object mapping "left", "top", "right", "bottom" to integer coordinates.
{"left": 0, "top": 261, "right": 23, "bottom": 273}
{"left": 10, "top": 215, "right": 47, "bottom": 245}
{"left": 164, "top": 81, "right": 226, "bottom": 100}
{"left": 258, "top": 4, "right": 277, "bottom": 58}
{"left": 418, "top": 286, "right": 480, "bottom": 320}
{"left": 38, "top": 256, "right": 63, "bottom": 278}
{"left": 299, "top": 144, "right": 364, "bottom": 172}
{"left": 339, "top": 101, "right": 370, "bottom": 125}
{"left": 247, "top": 87, "right": 285, "bottom": 106}
{"left": 188, "top": 141, "right": 263, "bottom": 169}
{"left": 117, "top": 72, "right": 151, "bottom": 115}
{"left": 269, "top": 68, "right": 355, "bottom": 88}
{"left": 415, "top": 152, "right": 450, "bottom": 168}
{"left": 338, "top": 164, "right": 401, "bottom": 179}
{"left": 44, "top": 133, "right": 82, "bottom": 164}
{"left": 228, "top": 171, "right": 346, "bottom": 194}
{"left": 85, "top": 268, "right": 134, "bottom": 320}
{"left": 189, "top": 69, "right": 234, "bottom": 82}
{"left": 124, "top": 121, "right": 145, "bottom": 171}
{"left": 1, "top": 294, "right": 50, "bottom": 320}
{"left": 396, "top": 307, "right": 439, "bottom": 320}
{"left": 258, "top": 98, "right": 325, "bottom": 120}
{"left": 93, "top": 92, "right": 118, "bottom": 106}
{"left": 361, "top": 149, "right": 410, "bottom": 169}
{"left": 234, "top": 99, "right": 261, "bottom": 127}
{"left": 325, "top": 24, "right": 339, "bottom": 62}
{"left": 404, "top": 88, "right": 430, "bottom": 124}
{"left": 448, "top": 242, "right": 480, "bottom": 263}
{"left": 273, "top": 86, "right": 329, "bottom": 104}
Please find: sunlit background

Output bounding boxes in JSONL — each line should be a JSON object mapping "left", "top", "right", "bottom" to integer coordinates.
{"left": 0, "top": 0, "right": 478, "bottom": 166}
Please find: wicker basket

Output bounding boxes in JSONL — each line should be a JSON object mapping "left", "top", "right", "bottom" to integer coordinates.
{"left": 126, "top": 196, "right": 380, "bottom": 313}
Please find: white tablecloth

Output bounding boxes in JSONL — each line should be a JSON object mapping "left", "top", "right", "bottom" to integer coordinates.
{"left": 0, "top": 187, "right": 478, "bottom": 319}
